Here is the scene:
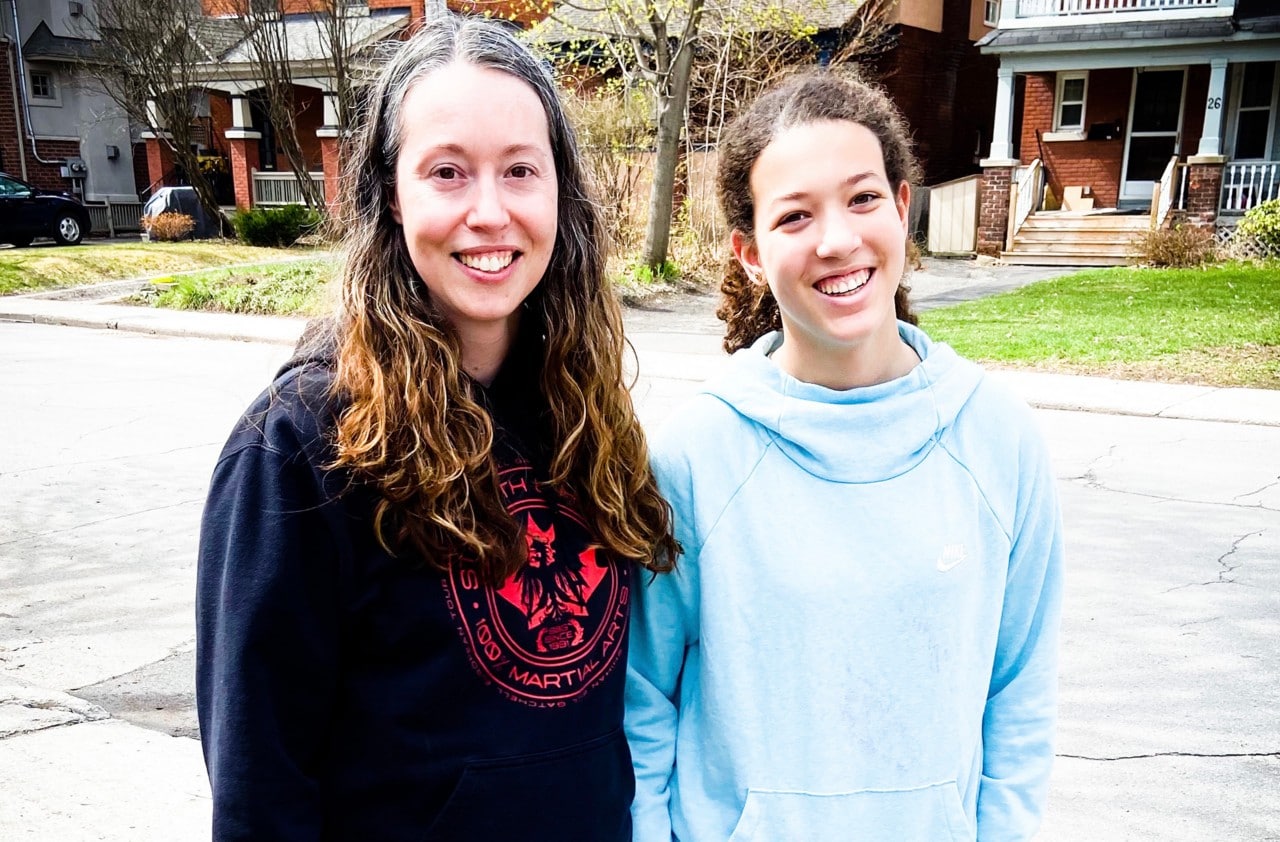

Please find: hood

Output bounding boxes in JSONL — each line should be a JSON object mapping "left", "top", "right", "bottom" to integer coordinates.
{"left": 702, "top": 322, "right": 985, "bottom": 484}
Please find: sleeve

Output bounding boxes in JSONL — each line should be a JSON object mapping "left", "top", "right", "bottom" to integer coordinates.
{"left": 977, "top": 426, "right": 1066, "bottom": 841}
{"left": 196, "top": 423, "right": 343, "bottom": 842}
{"left": 624, "top": 446, "right": 701, "bottom": 842}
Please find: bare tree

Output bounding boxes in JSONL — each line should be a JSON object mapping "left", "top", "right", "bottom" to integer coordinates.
{"left": 541, "top": 0, "right": 895, "bottom": 275}
{"left": 87, "top": 0, "right": 230, "bottom": 231}
{"left": 235, "top": 2, "right": 327, "bottom": 209}
{"left": 545, "top": 0, "right": 706, "bottom": 275}
{"left": 311, "top": 0, "right": 358, "bottom": 133}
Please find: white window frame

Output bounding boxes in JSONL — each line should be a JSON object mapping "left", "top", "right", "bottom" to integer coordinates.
{"left": 1054, "top": 71, "right": 1088, "bottom": 133}
{"left": 1226, "top": 61, "right": 1279, "bottom": 162}
{"left": 983, "top": 0, "right": 1000, "bottom": 27}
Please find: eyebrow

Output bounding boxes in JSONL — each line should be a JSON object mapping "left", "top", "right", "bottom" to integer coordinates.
{"left": 771, "top": 171, "right": 884, "bottom": 204}
{"left": 424, "top": 142, "right": 549, "bottom": 158}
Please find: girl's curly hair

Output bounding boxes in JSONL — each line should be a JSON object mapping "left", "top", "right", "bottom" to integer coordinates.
{"left": 715, "top": 69, "right": 921, "bottom": 353}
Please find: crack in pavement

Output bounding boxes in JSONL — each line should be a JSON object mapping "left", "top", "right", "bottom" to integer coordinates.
{"left": 0, "top": 497, "right": 205, "bottom": 548}
{"left": 1234, "top": 475, "right": 1280, "bottom": 503}
{"left": 1059, "top": 751, "right": 1280, "bottom": 761}
{"left": 1165, "top": 529, "right": 1264, "bottom": 592}
{"left": 1068, "top": 480, "right": 1280, "bottom": 513}
{"left": 0, "top": 441, "right": 223, "bottom": 478}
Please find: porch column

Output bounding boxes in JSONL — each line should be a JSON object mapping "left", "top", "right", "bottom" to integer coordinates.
{"left": 976, "top": 165, "right": 1017, "bottom": 256}
{"left": 978, "top": 64, "right": 1020, "bottom": 256}
{"left": 225, "top": 94, "right": 262, "bottom": 211}
{"left": 986, "top": 65, "right": 1017, "bottom": 163}
{"left": 1196, "top": 58, "right": 1229, "bottom": 158}
{"left": 317, "top": 91, "right": 343, "bottom": 209}
{"left": 1184, "top": 161, "right": 1225, "bottom": 226}
{"left": 140, "top": 98, "right": 174, "bottom": 191}
{"left": 141, "top": 133, "right": 175, "bottom": 192}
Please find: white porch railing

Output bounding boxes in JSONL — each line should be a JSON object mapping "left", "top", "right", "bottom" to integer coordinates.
{"left": 1150, "top": 156, "right": 1179, "bottom": 230}
{"left": 1017, "top": 0, "right": 1216, "bottom": 16}
{"left": 1007, "top": 159, "right": 1043, "bottom": 250}
{"left": 1220, "top": 162, "right": 1280, "bottom": 214}
{"left": 251, "top": 169, "right": 325, "bottom": 207}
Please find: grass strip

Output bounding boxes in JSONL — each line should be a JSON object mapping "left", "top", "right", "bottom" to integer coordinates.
{"left": 919, "top": 262, "right": 1280, "bottom": 389}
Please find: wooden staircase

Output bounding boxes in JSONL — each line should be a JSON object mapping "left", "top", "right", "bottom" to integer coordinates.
{"left": 1002, "top": 211, "right": 1150, "bottom": 266}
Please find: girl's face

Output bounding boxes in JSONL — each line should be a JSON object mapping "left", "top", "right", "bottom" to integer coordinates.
{"left": 732, "top": 119, "right": 912, "bottom": 389}
{"left": 391, "top": 62, "right": 558, "bottom": 364}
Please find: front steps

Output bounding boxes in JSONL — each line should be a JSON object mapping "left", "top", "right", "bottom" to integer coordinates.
{"left": 1001, "top": 211, "right": 1150, "bottom": 266}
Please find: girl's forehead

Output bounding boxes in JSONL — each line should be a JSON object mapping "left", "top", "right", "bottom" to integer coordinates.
{"left": 752, "top": 120, "right": 889, "bottom": 189}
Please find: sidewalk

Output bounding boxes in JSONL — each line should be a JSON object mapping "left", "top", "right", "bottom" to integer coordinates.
{"left": 3, "top": 285, "right": 1277, "bottom": 428}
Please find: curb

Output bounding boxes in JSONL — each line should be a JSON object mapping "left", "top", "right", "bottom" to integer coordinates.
{"left": 3, "top": 299, "right": 1277, "bottom": 428}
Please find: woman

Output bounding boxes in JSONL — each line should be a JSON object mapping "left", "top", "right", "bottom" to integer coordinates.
{"left": 196, "top": 15, "right": 676, "bottom": 841}
{"left": 626, "top": 70, "right": 1064, "bottom": 841}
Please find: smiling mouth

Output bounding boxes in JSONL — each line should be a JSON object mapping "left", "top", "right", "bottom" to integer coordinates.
{"left": 815, "top": 268, "right": 871, "bottom": 297}
{"left": 456, "top": 250, "right": 518, "bottom": 274}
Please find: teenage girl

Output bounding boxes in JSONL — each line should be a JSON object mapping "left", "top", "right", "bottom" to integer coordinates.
{"left": 626, "top": 70, "right": 1064, "bottom": 842}
{"left": 197, "top": 16, "right": 676, "bottom": 841}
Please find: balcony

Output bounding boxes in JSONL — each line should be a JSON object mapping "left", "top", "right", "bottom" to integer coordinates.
{"left": 1016, "top": 0, "right": 1219, "bottom": 17}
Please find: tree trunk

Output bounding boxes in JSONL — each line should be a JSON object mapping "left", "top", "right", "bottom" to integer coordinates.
{"left": 640, "top": 37, "right": 695, "bottom": 273}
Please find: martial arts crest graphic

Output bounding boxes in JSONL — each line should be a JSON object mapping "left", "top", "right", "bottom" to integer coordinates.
{"left": 444, "top": 462, "right": 629, "bottom": 706}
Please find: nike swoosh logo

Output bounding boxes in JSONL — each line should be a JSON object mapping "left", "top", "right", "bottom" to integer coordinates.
{"left": 936, "top": 546, "right": 967, "bottom": 572}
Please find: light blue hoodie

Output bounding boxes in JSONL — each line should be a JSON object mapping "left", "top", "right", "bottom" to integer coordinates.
{"left": 626, "top": 323, "right": 1064, "bottom": 842}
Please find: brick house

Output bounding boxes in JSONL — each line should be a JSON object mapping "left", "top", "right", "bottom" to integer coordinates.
{"left": 975, "top": 0, "right": 1280, "bottom": 263}
{"left": 143, "top": 0, "right": 549, "bottom": 213}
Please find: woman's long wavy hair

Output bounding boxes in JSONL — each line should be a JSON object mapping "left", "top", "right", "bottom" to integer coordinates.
{"left": 715, "top": 69, "right": 922, "bottom": 353}
{"left": 329, "top": 15, "right": 677, "bottom": 583}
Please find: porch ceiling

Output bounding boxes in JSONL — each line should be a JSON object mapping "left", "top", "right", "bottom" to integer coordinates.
{"left": 978, "top": 17, "right": 1232, "bottom": 51}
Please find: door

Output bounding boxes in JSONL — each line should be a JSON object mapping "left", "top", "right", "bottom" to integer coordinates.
{"left": 1120, "top": 68, "right": 1186, "bottom": 204}
{"left": 0, "top": 175, "right": 41, "bottom": 242}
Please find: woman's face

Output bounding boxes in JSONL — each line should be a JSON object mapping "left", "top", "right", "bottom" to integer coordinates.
{"left": 733, "top": 119, "right": 910, "bottom": 387}
{"left": 391, "top": 61, "right": 558, "bottom": 360}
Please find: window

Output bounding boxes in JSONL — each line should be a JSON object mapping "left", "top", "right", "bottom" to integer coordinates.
{"left": 1232, "top": 62, "right": 1277, "bottom": 161}
{"left": 1055, "top": 72, "right": 1088, "bottom": 132}
{"left": 984, "top": 0, "right": 1000, "bottom": 26}
{"left": 30, "top": 71, "right": 54, "bottom": 100}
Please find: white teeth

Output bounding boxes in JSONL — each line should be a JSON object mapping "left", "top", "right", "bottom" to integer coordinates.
{"left": 458, "top": 252, "right": 514, "bottom": 273}
{"left": 816, "top": 268, "right": 871, "bottom": 296}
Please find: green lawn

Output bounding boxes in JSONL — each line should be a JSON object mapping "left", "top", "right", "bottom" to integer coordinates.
{"left": 919, "top": 261, "right": 1280, "bottom": 389}
{"left": 139, "top": 257, "right": 336, "bottom": 316}
{"left": 0, "top": 241, "right": 320, "bottom": 296}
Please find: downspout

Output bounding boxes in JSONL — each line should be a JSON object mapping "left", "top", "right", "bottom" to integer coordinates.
{"left": 7, "top": 0, "right": 63, "bottom": 166}
{"left": 5, "top": 30, "right": 27, "bottom": 179}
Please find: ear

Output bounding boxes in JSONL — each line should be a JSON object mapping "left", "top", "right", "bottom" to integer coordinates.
{"left": 895, "top": 181, "right": 911, "bottom": 235}
{"left": 730, "top": 229, "right": 764, "bottom": 285}
{"left": 390, "top": 193, "right": 402, "bottom": 225}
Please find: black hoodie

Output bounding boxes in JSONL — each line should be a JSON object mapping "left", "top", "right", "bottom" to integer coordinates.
{"left": 196, "top": 322, "right": 633, "bottom": 841}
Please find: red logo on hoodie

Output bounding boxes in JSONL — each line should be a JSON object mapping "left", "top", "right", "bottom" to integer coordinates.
{"left": 444, "top": 462, "right": 629, "bottom": 706}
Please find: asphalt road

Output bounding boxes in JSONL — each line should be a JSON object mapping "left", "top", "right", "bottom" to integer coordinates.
{"left": 1, "top": 307, "right": 1278, "bottom": 839}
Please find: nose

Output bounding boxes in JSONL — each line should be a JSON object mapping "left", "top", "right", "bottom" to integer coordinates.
{"left": 466, "top": 175, "right": 510, "bottom": 230}
{"left": 815, "top": 212, "right": 861, "bottom": 259}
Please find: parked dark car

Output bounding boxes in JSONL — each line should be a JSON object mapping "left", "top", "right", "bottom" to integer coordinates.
{"left": 0, "top": 172, "right": 91, "bottom": 247}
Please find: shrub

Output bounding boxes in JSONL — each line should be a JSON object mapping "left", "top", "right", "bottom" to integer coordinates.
{"left": 142, "top": 212, "right": 196, "bottom": 242}
{"left": 1141, "top": 223, "right": 1216, "bottom": 268}
{"left": 1235, "top": 198, "right": 1280, "bottom": 252}
{"left": 231, "top": 204, "right": 321, "bottom": 247}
